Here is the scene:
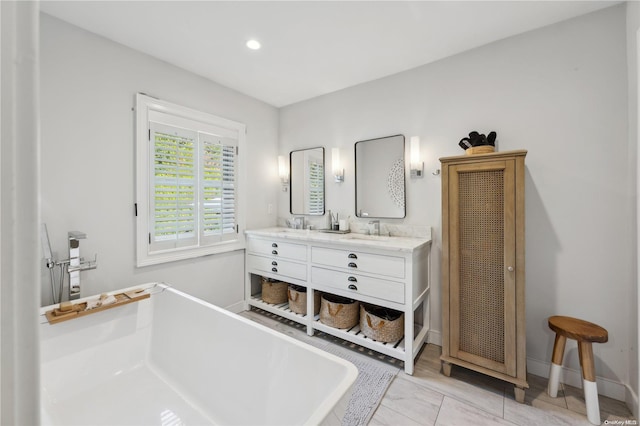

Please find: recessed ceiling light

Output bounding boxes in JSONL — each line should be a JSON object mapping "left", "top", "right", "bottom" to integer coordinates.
{"left": 246, "top": 39, "right": 261, "bottom": 50}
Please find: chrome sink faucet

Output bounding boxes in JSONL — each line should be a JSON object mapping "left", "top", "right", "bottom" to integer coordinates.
{"left": 285, "top": 216, "right": 305, "bottom": 229}
{"left": 368, "top": 220, "right": 380, "bottom": 236}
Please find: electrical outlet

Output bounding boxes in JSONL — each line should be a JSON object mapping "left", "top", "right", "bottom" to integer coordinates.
{"left": 267, "top": 203, "right": 273, "bottom": 215}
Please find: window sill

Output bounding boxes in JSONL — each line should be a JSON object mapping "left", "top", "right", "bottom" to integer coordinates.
{"left": 136, "top": 239, "right": 245, "bottom": 267}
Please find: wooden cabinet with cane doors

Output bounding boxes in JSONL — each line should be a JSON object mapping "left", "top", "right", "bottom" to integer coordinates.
{"left": 440, "top": 150, "right": 528, "bottom": 403}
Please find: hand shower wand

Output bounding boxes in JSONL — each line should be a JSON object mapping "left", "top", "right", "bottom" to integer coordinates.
{"left": 41, "top": 223, "right": 58, "bottom": 304}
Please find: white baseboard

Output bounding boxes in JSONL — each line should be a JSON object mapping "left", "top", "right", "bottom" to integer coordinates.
{"left": 428, "top": 329, "right": 442, "bottom": 346}
{"left": 527, "top": 357, "right": 627, "bottom": 402}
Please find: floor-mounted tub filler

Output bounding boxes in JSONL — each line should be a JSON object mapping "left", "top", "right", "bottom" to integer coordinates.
{"left": 40, "top": 283, "right": 358, "bottom": 425}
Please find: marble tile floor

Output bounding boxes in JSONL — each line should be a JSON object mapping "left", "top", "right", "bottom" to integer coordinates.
{"left": 241, "top": 308, "right": 635, "bottom": 426}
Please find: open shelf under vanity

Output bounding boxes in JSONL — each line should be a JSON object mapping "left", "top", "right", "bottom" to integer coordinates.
{"left": 248, "top": 292, "right": 425, "bottom": 359}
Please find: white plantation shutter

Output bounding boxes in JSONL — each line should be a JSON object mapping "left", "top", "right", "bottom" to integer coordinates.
{"left": 200, "top": 133, "right": 237, "bottom": 244}
{"left": 308, "top": 160, "right": 324, "bottom": 214}
{"left": 150, "top": 122, "right": 198, "bottom": 251}
{"left": 221, "top": 144, "right": 237, "bottom": 234}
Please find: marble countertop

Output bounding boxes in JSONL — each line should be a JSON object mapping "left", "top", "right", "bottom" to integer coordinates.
{"left": 245, "top": 227, "right": 431, "bottom": 252}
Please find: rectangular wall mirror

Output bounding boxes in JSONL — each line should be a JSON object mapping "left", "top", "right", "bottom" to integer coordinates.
{"left": 290, "top": 147, "right": 325, "bottom": 215}
{"left": 355, "top": 135, "right": 406, "bottom": 218}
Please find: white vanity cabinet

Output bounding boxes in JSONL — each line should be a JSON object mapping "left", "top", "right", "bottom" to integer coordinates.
{"left": 245, "top": 228, "right": 431, "bottom": 375}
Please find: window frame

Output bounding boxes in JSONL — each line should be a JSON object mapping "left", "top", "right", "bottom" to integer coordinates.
{"left": 135, "top": 93, "right": 245, "bottom": 267}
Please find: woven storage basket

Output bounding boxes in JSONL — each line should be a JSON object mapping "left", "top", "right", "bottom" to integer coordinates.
{"left": 288, "top": 285, "right": 321, "bottom": 315}
{"left": 465, "top": 145, "right": 495, "bottom": 155}
{"left": 320, "top": 293, "right": 359, "bottom": 329}
{"left": 360, "top": 304, "right": 404, "bottom": 343}
{"left": 261, "top": 277, "right": 288, "bottom": 304}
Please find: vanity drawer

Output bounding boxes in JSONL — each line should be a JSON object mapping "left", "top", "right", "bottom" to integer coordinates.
{"left": 311, "top": 247, "right": 405, "bottom": 279}
{"left": 311, "top": 267, "right": 404, "bottom": 304}
{"left": 247, "top": 255, "right": 307, "bottom": 281}
{"left": 247, "top": 238, "right": 307, "bottom": 262}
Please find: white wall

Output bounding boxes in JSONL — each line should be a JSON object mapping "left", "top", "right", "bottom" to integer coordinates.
{"left": 627, "top": 0, "right": 640, "bottom": 415}
{"left": 280, "top": 4, "right": 632, "bottom": 397}
{"left": 39, "top": 14, "right": 279, "bottom": 308}
{"left": 1, "top": 3, "right": 41, "bottom": 424}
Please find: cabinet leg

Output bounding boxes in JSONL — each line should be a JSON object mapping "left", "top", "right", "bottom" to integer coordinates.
{"left": 442, "top": 361, "right": 452, "bottom": 377}
{"left": 514, "top": 386, "right": 526, "bottom": 403}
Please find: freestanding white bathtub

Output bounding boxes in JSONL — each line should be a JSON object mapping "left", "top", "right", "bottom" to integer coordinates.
{"left": 40, "top": 283, "right": 357, "bottom": 425}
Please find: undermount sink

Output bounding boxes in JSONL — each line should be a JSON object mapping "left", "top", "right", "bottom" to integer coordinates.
{"left": 340, "top": 233, "right": 391, "bottom": 241}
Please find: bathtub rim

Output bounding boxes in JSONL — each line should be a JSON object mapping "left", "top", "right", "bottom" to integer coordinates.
{"left": 39, "top": 282, "right": 359, "bottom": 425}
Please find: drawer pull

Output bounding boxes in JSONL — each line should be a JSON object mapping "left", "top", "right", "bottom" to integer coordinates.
{"left": 271, "top": 242, "right": 278, "bottom": 248}
{"left": 271, "top": 261, "right": 278, "bottom": 266}
{"left": 348, "top": 253, "right": 358, "bottom": 259}
{"left": 348, "top": 262, "right": 357, "bottom": 268}
{"left": 272, "top": 250, "right": 278, "bottom": 255}
{"left": 271, "top": 267, "right": 278, "bottom": 273}
{"left": 348, "top": 276, "right": 357, "bottom": 282}
{"left": 348, "top": 284, "right": 358, "bottom": 291}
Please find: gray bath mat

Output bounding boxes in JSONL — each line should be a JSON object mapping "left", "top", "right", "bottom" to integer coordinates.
{"left": 314, "top": 342, "right": 398, "bottom": 426}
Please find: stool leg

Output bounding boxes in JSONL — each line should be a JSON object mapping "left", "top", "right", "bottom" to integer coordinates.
{"left": 548, "top": 333, "right": 566, "bottom": 398}
{"left": 579, "top": 341, "right": 600, "bottom": 425}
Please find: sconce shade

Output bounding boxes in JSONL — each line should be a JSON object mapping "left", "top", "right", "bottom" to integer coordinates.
{"left": 410, "top": 136, "right": 424, "bottom": 178}
{"left": 278, "top": 155, "right": 289, "bottom": 191}
{"left": 332, "top": 148, "right": 344, "bottom": 182}
{"left": 278, "top": 155, "right": 289, "bottom": 182}
{"left": 410, "top": 137, "right": 420, "bottom": 165}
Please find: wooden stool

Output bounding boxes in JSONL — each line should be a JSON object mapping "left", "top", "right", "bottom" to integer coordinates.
{"left": 547, "top": 315, "right": 608, "bottom": 425}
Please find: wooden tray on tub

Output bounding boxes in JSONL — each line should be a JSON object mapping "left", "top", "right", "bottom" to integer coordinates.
{"left": 45, "top": 289, "right": 150, "bottom": 325}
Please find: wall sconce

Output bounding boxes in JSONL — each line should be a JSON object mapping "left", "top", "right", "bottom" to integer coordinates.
{"left": 332, "top": 148, "right": 344, "bottom": 182}
{"left": 410, "top": 136, "right": 424, "bottom": 178}
{"left": 278, "top": 155, "right": 289, "bottom": 192}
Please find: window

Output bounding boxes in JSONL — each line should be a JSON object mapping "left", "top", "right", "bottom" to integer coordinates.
{"left": 135, "top": 94, "right": 245, "bottom": 266}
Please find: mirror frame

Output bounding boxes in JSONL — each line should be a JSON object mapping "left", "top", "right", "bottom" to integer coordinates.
{"left": 354, "top": 134, "right": 406, "bottom": 219}
{"left": 289, "top": 147, "right": 326, "bottom": 216}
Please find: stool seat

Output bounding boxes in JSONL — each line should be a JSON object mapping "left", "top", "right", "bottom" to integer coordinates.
{"left": 547, "top": 315, "right": 608, "bottom": 425}
{"left": 548, "top": 315, "right": 608, "bottom": 343}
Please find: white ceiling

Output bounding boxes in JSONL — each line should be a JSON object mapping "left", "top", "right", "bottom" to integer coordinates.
{"left": 40, "top": 1, "right": 620, "bottom": 107}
